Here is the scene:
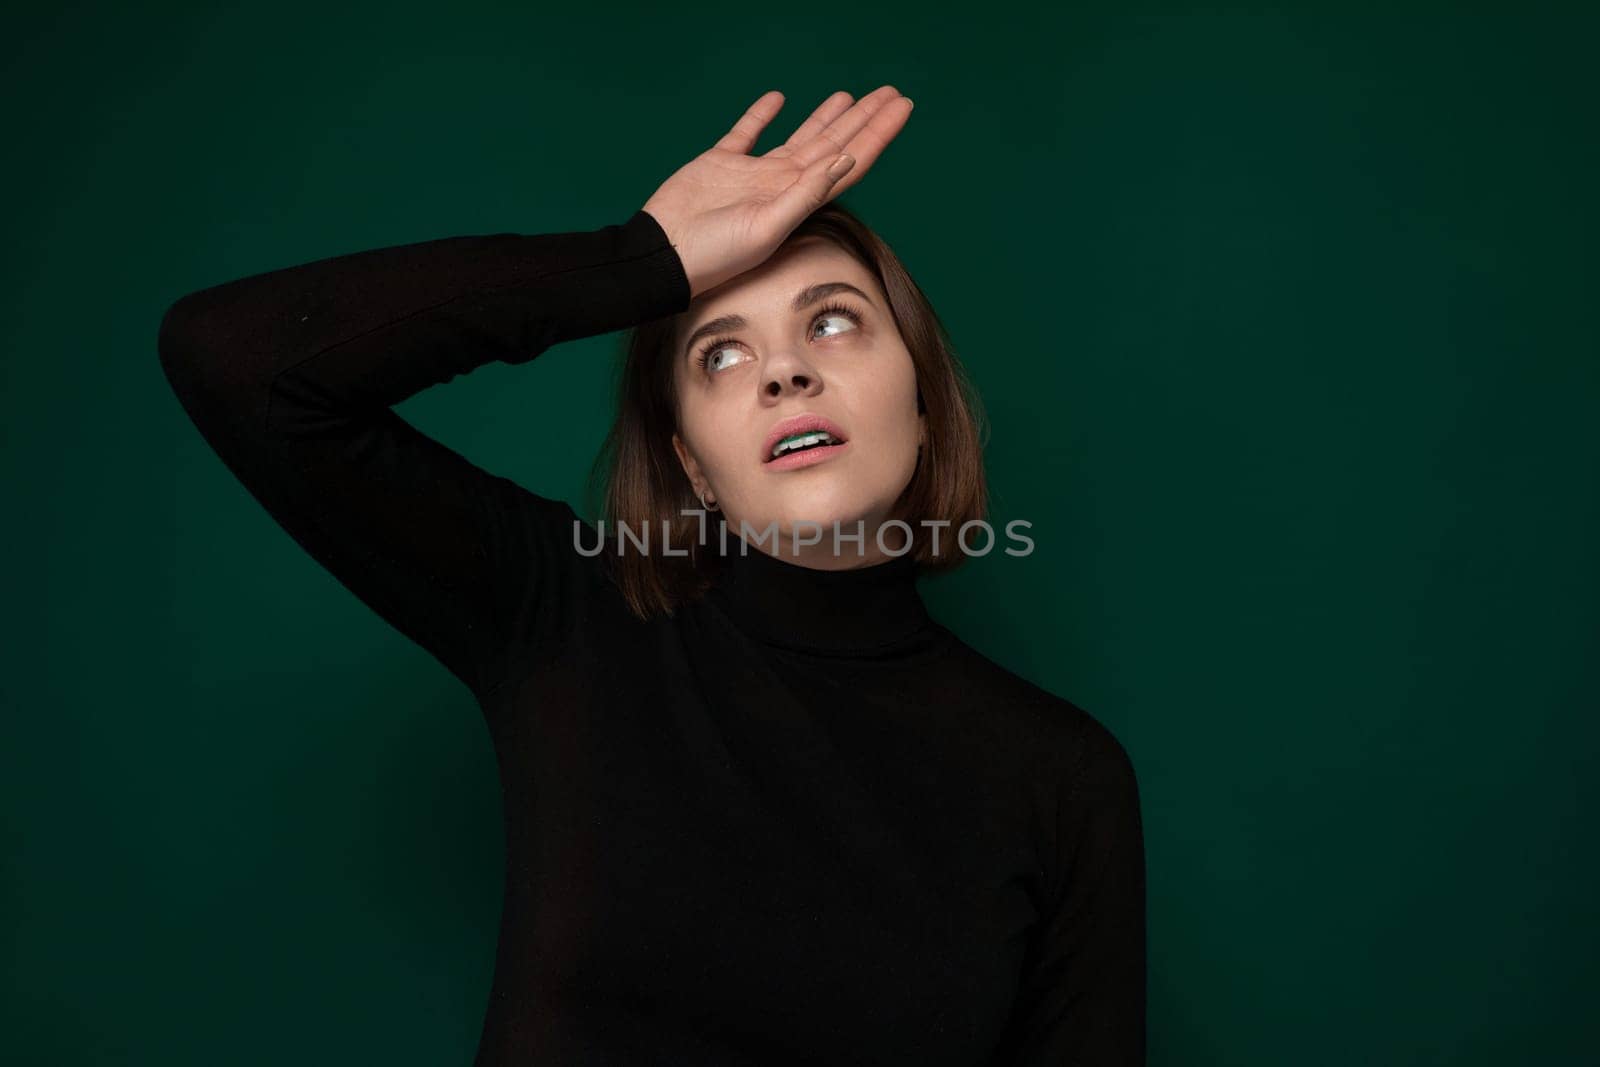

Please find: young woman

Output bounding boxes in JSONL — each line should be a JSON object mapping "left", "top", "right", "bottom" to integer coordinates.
{"left": 158, "top": 85, "right": 1147, "bottom": 1065}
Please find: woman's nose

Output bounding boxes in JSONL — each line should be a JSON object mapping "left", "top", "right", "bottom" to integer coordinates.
{"left": 764, "top": 372, "right": 819, "bottom": 397}
{"left": 763, "top": 354, "right": 823, "bottom": 397}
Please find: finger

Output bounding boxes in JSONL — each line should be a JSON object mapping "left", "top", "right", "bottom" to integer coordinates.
{"left": 818, "top": 94, "right": 914, "bottom": 199}
{"left": 714, "top": 90, "right": 785, "bottom": 155}
{"left": 768, "top": 150, "right": 857, "bottom": 230}
{"left": 770, "top": 90, "right": 854, "bottom": 155}
{"left": 789, "top": 85, "right": 905, "bottom": 168}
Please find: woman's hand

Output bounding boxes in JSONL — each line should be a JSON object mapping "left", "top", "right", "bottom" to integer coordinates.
{"left": 642, "top": 86, "right": 914, "bottom": 300}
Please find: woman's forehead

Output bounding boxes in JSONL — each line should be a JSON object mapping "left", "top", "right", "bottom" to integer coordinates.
{"left": 686, "top": 242, "right": 877, "bottom": 324}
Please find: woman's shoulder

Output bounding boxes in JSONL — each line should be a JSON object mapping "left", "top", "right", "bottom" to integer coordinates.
{"left": 931, "top": 626, "right": 1138, "bottom": 784}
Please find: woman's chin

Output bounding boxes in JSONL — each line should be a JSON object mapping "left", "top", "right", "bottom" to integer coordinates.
{"left": 760, "top": 492, "right": 873, "bottom": 533}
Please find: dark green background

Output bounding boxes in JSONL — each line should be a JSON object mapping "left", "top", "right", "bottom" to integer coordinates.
{"left": 4, "top": 4, "right": 1595, "bottom": 1064}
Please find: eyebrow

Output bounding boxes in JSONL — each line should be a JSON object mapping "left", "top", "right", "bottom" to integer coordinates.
{"left": 681, "top": 281, "right": 877, "bottom": 362}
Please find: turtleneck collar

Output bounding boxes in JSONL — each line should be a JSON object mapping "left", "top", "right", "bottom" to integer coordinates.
{"left": 702, "top": 540, "right": 938, "bottom": 657}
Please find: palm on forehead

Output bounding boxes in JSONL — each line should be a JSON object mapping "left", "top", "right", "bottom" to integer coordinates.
{"left": 642, "top": 86, "right": 914, "bottom": 300}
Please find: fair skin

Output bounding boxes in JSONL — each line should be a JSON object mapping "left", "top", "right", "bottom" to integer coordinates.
{"left": 641, "top": 85, "right": 918, "bottom": 569}
{"left": 670, "top": 237, "right": 926, "bottom": 570}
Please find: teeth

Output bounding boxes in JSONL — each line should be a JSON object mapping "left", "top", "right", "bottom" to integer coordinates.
{"left": 771, "top": 431, "right": 839, "bottom": 458}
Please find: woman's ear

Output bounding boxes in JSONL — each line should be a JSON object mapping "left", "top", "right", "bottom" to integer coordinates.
{"left": 671, "top": 432, "right": 707, "bottom": 496}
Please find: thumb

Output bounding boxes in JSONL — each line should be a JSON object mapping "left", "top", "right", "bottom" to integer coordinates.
{"left": 771, "top": 152, "right": 856, "bottom": 224}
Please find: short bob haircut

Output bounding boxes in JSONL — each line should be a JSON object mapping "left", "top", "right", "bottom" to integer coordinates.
{"left": 584, "top": 200, "right": 989, "bottom": 621}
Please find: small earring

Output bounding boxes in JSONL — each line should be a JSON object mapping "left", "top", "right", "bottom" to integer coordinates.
{"left": 698, "top": 490, "right": 720, "bottom": 513}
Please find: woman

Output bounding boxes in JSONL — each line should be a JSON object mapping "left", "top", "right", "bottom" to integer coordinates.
{"left": 158, "top": 85, "right": 1146, "bottom": 1065}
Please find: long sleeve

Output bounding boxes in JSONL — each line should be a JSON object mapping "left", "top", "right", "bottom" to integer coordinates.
{"left": 998, "top": 717, "right": 1148, "bottom": 1064}
{"left": 157, "top": 208, "right": 690, "bottom": 699}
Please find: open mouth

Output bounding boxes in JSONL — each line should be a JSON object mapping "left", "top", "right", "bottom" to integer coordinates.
{"left": 767, "top": 429, "right": 846, "bottom": 461}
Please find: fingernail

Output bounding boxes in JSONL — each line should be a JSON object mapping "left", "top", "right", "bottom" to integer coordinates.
{"left": 827, "top": 154, "right": 856, "bottom": 181}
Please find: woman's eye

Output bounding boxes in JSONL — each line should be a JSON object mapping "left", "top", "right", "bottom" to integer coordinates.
{"left": 699, "top": 305, "right": 862, "bottom": 375}
{"left": 813, "top": 313, "right": 856, "bottom": 339}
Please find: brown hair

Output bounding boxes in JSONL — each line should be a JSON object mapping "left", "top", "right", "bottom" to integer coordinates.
{"left": 583, "top": 200, "right": 989, "bottom": 620}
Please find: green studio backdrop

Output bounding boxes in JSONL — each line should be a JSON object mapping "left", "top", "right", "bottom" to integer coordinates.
{"left": 3, "top": 4, "right": 1595, "bottom": 1064}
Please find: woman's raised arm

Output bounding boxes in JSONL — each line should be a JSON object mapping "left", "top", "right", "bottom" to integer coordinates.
{"left": 157, "top": 211, "right": 690, "bottom": 699}
{"left": 156, "top": 85, "right": 912, "bottom": 701}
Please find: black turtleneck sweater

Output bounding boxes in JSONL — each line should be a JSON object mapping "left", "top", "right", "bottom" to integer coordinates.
{"left": 156, "top": 208, "right": 1146, "bottom": 1065}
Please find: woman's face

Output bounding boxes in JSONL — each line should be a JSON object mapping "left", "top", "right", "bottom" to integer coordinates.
{"left": 671, "top": 237, "right": 925, "bottom": 567}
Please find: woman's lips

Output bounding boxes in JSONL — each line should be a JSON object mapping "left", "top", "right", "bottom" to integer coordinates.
{"left": 764, "top": 439, "right": 850, "bottom": 471}
{"left": 761, "top": 414, "right": 850, "bottom": 462}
